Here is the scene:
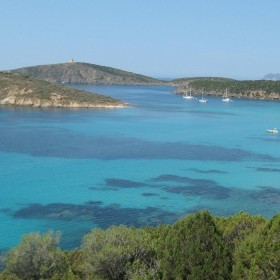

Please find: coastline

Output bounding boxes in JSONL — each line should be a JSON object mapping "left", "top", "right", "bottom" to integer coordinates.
{"left": 0, "top": 97, "right": 128, "bottom": 109}
{"left": 174, "top": 87, "right": 280, "bottom": 101}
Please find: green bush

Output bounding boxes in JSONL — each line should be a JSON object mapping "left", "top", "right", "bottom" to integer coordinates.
{"left": 3, "top": 232, "right": 67, "bottom": 280}
{"left": 160, "top": 211, "right": 231, "bottom": 280}
{"left": 232, "top": 214, "right": 280, "bottom": 279}
{"left": 82, "top": 225, "right": 158, "bottom": 280}
{"left": 1, "top": 212, "right": 280, "bottom": 279}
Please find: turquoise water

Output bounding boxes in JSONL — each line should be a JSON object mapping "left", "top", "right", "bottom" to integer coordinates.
{"left": 1, "top": 85, "right": 280, "bottom": 250}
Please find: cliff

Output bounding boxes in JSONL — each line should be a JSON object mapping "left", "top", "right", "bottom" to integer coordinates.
{"left": 172, "top": 77, "right": 280, "bottom": 100}
{"left": 12, "top": 62, "right": 166, "bottom": 85}
{"left": 0, "top": 72, "right": 126, "bottom": 108}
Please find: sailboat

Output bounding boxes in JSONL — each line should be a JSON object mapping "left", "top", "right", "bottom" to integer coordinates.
{"left": 198, "top": 93, "right": 207, "bottom": 103}
{"left": 183, "top": 87, "right": 194, "bottom": 100}
{"left": 222, "top": 88, "right": 232, "bottom": 102}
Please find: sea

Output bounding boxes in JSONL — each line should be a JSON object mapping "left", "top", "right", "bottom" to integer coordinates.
{"left": 1, "top": 84, "right": 280, "bottom": 251}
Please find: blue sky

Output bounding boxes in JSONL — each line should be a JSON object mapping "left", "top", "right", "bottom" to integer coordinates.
{"left": 1, "top": 0, "right": 280, "bottom": 79}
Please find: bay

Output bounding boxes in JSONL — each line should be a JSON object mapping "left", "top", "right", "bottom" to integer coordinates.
{"left": 0, "top": 84, "right": 280, "bottom": 250}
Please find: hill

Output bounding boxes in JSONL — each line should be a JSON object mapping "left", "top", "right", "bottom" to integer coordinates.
{"left": 0, "top": 71, "right": 126, "bottom": 108}
{"left": 12, "top": 62, "right": 165, "bottom": 85}
{"left": 172, "top": 77, "right": 280, "bottom": 100}
{"left": 263, "top": 73, "right": 280, "bottom": 80}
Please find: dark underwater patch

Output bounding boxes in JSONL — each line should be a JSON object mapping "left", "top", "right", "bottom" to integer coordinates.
{"left": 0, "top": 208, "right": 13, "bottom": 215}
{"left": 251, "top": 186, "right": 280, "bottom": 204}
{"left": 256, "top": 167, "right": 280, "bottom": 173}
{"left": 84, "top": 200, "right": 103, "bottom": 206}
{"left": 164, "top": 185, "right": 230, "bottom": 199}
{"left": 142, "top": 192, "right": 159, "bottom": 197}
{"left": 0, "top": 127, "right": 277, "bottom": 162}
{"left": 248, "top": 136, "right": 280, "bottom": 143}
{"left": 187, "top": 168, "right": 228, "bottom": 174}
{"left": 11, "top": 201, "right": 179, "bottom": 228}
{"left": 246, "top": 166, "right": 280, "bottom": 173}
{"left": 89, "top": 186, "right": 119, "bottom": 191}
{"left": 105, "top": 178, "right": 145, "bottom": 188}
{"left": 152, "top": 174, "right": 230, "bottom": 199}
{"left": 187, "top": 110, "right": 236, "bottom": 117}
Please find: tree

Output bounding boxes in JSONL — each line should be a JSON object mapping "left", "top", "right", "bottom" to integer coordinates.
{"left": 3, "top": 232, "right": 67, "bottom": 280}
{"left": 216, "top": 211, "right": 266, "bottom": 251}
{"left": 160, "top": 211, "right": 231, "bottom": 280}
{"left": 232, "top": 214, "right": 280, "bottom": 280}
{"left": 82, "top": 225, "right": 157, "bottom": 280}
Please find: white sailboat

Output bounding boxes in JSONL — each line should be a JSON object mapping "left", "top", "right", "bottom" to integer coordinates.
{"left": 183, "top": 87, "right": 194, "bottom": 100}
{"left": 198, "top": 93, "right": 207, "bottom": 103}
{"left": 222, "top": 88, "right": 232, "bottom": 102}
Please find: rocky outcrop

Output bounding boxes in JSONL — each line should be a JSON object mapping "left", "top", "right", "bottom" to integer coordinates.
{"left": 0, "top": 72, "right": 127, "bottom": 108}
{"left": 0, "top": 95, "right": 126, "bottom": 108}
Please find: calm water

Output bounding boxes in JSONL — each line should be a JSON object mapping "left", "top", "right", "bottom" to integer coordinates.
{"left": 1, "top": 85, "right": 280, "bottom": 250}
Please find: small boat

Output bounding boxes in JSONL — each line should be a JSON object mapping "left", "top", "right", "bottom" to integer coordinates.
{"left": 183, "top": 88, "right": 194, "bottom": 100}
{"left": 266, "top": 128, "right": 278, "bottom": 134}
{"left": 222, "top": 88, "right": 232, "bottom": 102}
{"left": 198, "top": 93, "right": 207, "bottom": 103}
{"left": 183, "top": 94, "right": 194, "bottom": 100}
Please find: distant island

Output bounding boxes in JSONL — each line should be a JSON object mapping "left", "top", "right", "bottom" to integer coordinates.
{"left": 0, "top": 72, "right": 126, "bottom": 108}
{"left": 12, "top": 61, "right": 166, "bottom": 85}
{"left": 263, "top": 73, "right": 280, "bottom": 81}
{"left": 173, "top": 77, "right": 280, "bottom": 100}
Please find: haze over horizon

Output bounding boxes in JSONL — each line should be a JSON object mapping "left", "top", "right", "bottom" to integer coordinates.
{"left": 1, "top": 0, "right": 280, "bottom": 80}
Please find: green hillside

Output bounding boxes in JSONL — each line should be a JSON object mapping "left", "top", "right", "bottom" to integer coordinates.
{"left": 12, "top": 62, "right": 166, "bottom": 85}
{"left": 173, "top": 77, "right": 280, "bottom": 100}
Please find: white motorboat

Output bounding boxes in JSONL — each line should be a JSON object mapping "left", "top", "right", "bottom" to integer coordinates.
{"left": 266, "top": 128, "right": 278, "bottom": 134}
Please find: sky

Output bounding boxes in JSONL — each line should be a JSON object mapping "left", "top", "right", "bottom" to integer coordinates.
{"left": 1, "top": 0, "right": 280, "bottom": 79}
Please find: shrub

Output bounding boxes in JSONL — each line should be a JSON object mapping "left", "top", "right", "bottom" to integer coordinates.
{"left": 3, "top": 232, "right": 67, "bottom": 280}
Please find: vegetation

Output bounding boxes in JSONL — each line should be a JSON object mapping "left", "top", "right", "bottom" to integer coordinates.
{"left": 159, "top": 212, "right": 231, "bottom": 280}
{"left": 12, "top": 62, "right": 166, "bottom": 85}
{"left": 173, "top": 77, "right": 280, "bottom": 99}
{"left": 83, "top": 226, "right": 158, "bottom": 280}
{"left": 1, "top": 211, "right": 280, "bottom": 279}
{"left": 1, "top": 232, "right": 68, "bottom": 280}
{"left": 0, "top": 72, "right": 125, "bottom": 108}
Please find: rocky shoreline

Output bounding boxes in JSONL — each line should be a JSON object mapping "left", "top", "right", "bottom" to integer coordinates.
{"left": 0, "top": 72, "right": 127, "bottom": 109}
{"left": 173, "top": 89, "right": 280, "bottom": 101}
{"left": 174, "top": 87, "right": 280, "bottom": 100}
{"left": 0, "top": 95, "right": 127, "bottom": 108}
{"left": 173, "top": 79, "right": 280, "bottom": 101}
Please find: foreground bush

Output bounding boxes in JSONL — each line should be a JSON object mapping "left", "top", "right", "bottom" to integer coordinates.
{"left": 232, "top": 214, "right": 280, "bottom": 279}
{"left": 2, "top": 232, "right": 68, "bottom": 280}
{"left": 0, "top": 211, "right": 279, "bottom": 279}
{"left": 82, "top": 225, "right": 158, "bottom": 280}
{"left": 160, "top": 211, "right": 231, "bottom": 280}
